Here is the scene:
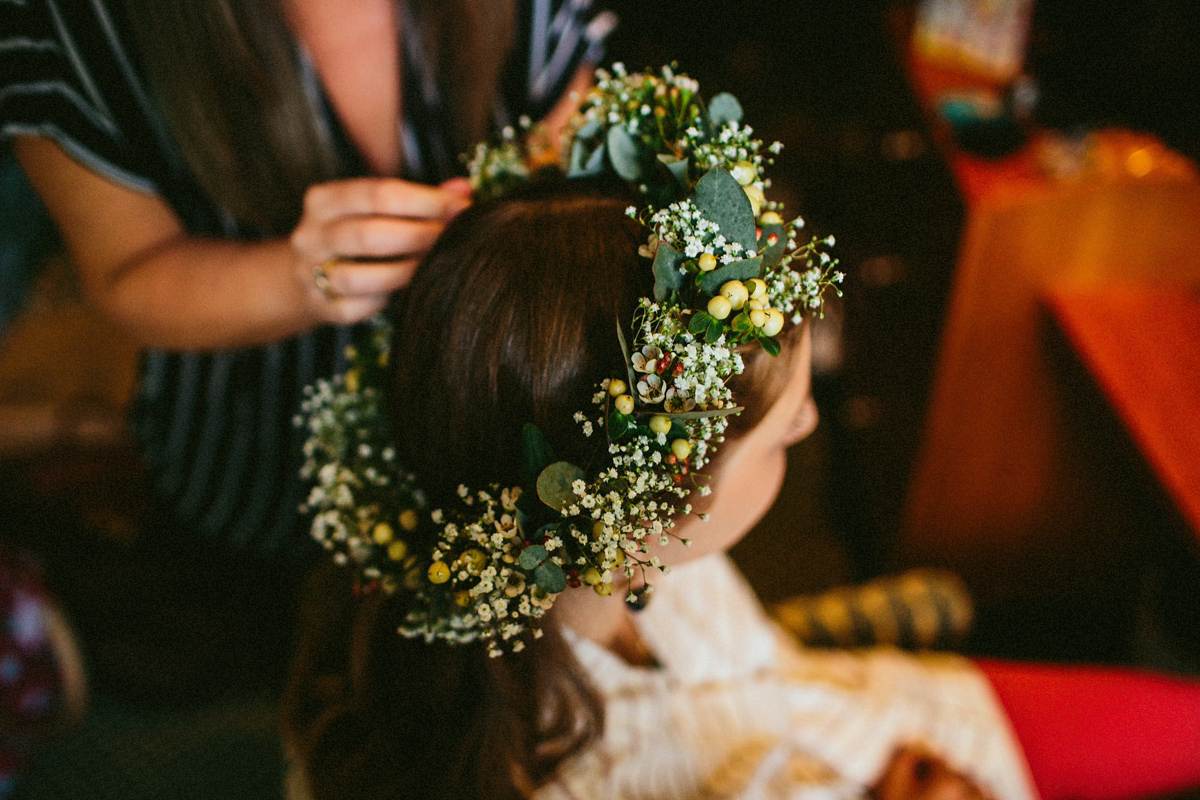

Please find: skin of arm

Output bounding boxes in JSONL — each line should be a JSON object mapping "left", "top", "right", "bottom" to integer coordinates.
{"left": 12, "top": 64, "right": 593, "bottom": 352}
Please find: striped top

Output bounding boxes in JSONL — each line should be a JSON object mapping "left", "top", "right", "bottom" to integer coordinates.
{"left": 544, "top": 555, "right": 1037, "bottom": 800}
{"left": 0, "top": 0, "right": 615, "bottom": 558}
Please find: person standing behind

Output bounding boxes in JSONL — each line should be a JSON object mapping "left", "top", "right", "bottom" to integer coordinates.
{"left": 1, "top": 0, "right": 612, "bottom": 562}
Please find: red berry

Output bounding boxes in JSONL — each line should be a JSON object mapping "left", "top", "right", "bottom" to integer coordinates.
{"left": 673, "top": 361, "right": 684, "bottom": 376}
{"left": 656, "top": 356, "right": 671, "bottom": 373}
{"left": 767, "top": 233, "right": 779, "bottom": 246}
{"left": 666, "top": 454, "right": 678, "bottom": 465}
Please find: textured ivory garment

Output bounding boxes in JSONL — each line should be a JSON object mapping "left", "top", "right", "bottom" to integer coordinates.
{"left": 539, "top": 555, "right": 1037, "bottom": 800}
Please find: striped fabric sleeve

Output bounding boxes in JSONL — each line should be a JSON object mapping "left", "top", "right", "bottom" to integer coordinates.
{"left": 497, "top": 0, "right": 617, "bottom": 128}
{"left": 0, "top": 0, "right": 164, "bottom": 193}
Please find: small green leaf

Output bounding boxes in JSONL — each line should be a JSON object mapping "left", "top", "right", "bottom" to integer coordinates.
{"left": 697, "top": 256, "right": 762, "bottom": 296}
{"left": 707, "top": 92, "right": 744, "bottom": 127}
{"left": 705, "top": 318, "right": 724, "bottom": 343}
{"left": 521, "top": 423, "right": 556, "bottom": 489}
{"left": 536, "top": 461, "right": 586, "bottom": 511}
{"left": 519, "top": 544, "right": 548, "bottom": 570}
{"left": 759, "top": 335, "right": 782, "bottom": 357}
{"left": 608, "top": 409, "right": 630, "bottom": 440}
{"left": 731, "top": 312, "right": 752, "bottom": 333}
{"left": 689, "top": 310, "right": 714, "bottom": 335}
{"left": 652, "top": 242, "right": 684, "bottom": 302}
{"left": 606, "top": 126, "right": 644, "bottom": 181}
{"left": 534, "top": 561, "right": 568, "bottom": 593}
{"left": 692, "top": 169, "right": 757, "bottom": 253}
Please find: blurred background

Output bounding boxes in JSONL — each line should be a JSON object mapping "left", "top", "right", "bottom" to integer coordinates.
{"left": 2, "top": 0, "right": 1199, "bottom": 794}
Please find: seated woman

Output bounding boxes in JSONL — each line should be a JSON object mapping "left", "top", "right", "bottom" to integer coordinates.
{"left": 284, "top": 68, "right": 1200, "bottom": 800}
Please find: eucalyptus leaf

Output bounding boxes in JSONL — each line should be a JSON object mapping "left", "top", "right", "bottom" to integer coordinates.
{"left": 707, "top": 92, "right": 744, "bottom": 127}
{"left": 536, "top": 461, "right": 586, "bottom": 511}
{"left": 606, "top": 125, "right": 644, "bottom": 181}
{"left": 575, "top": 118, "right": 601, "bottom": 140}
{"left": 697, "top": 255, "right": 763, "bottom": 296}
{"left": 692, "top": 169, "right": 757, "bottom": 252}
{"left": 568, "top": 141, "right": 607, "bottom": 178}
{"left": 534, "top": 561, "right": 568, "bottom": 593}
{"left": 585, "top": 142, "right": 607, "bottom": 174}
{"left": 652, "top": 242, "right": 684, "bottom": 302}
{"left": 758, "top": 220, "right": 787, "bottom": 271}
{"left": 521, "top": 423, "right": 556, "bottom": 489}
{"left": 518, "top": 544, "right": 548, "bottom": 570}
{"left": 568, "top": 138, "right": 589, "bottom": 175}
{"left": 660, "top": 155, "right": 690, "bottom": 190}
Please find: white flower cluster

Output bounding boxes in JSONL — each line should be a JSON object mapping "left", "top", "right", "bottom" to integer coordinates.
{"left": 649, "top": 198, "right": 753, "bottom": 266}
{"left": 583, "top": 62, "right": 703, "bottom": 144}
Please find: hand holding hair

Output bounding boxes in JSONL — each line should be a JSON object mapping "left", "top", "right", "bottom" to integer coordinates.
{"left": 292, "top": 176, "right": 472, "bottom": 326}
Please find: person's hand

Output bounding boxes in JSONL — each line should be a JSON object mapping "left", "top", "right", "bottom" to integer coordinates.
{"left": 871, "top": 745, "right": 995, "bottom": 800}
{"left": 291, "top": 176, "right": 471, "bottom": 325}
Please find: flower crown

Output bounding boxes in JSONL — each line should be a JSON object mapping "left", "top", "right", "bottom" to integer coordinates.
{"left": 299, "top": 65, "right": 842, "bottom": 656}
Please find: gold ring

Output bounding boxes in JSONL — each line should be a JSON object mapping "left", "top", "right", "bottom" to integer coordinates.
{"left": 312, "top": 260, "right": 337, "bottom": 299}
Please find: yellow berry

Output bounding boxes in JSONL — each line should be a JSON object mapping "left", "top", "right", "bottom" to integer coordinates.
{"left": 707, "top": 295, "right": 732, "bottom": 320}
{"left": 398, "top": 509, "right": 419, "bottom": 531}
{"left": 747, "top": 299, "right": 766, "bottom": 312}
{"left": 761, "top": 308, "right": 785, "bottom": 337}
{"left": 697, "top": 253, "right": 717, "bottom": 272}
{"left": 371, "top": 522, "right": 394, "bottom": 545}
{"left": 743, "top": 185, "right": 765, "bottom": 217}
{"left": 592, "top": 520, "right": 608, "bottom": 537}
{"left": 612, "top": 549, "right": 626, "bottom": 567}
{"left": 608, "top": 378, "right": 627, "bottom": 397}
{"left": 403, "top": 567, "right": 422, "bottom": 590}
{"left": 343, "top": 368, "right": 360, "bottom": 393}
{"left": 458, "top": 548, "right": 487, "bottom": 574}
{"left": 730, "top": 160, "right": 757, "bottom": 186}
{"left": 581, "top": 567, "right": 602, "bottom": 585}
{"left": 747, "top": 278, "right": 768, "bottom": 300}
{"left": 386, "top": 540, "right": 409, "bottom": 562}
{"left": 648, "top": 415, "right": 672, "bottom": 435}
{"left": 594, "top": 581, "right": 614, "bottom": 597}
{"left": 749, "top": 309, "right": 768, "bottom": 328}
{"left": 720, "top": 280, "right": 749, "bottom": 310}
{"left": 670, "top": 438, "right": 691, "bottom": 461}
{"left": 614, "top": 394, "right": 635, "bottom": 416}
{"left": 759, "top": 211, "right": 784, "bottom": 226}
{"left": 427, "top": 561, "right": 451, "bottom": 584}
{"left": 455, "top": 590, "right": 472, "bottom": 607}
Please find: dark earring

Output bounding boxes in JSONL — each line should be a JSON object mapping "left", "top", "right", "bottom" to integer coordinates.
{"left": 625, "top": 585, "right": 652, "bottom": 612}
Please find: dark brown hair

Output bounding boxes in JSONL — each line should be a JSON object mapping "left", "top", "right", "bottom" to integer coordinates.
{"left": 123, "top": 0, "right": 514, "bottom": 234}
{"left": 283, "top": 178, "right": 808, "bottom": 799}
